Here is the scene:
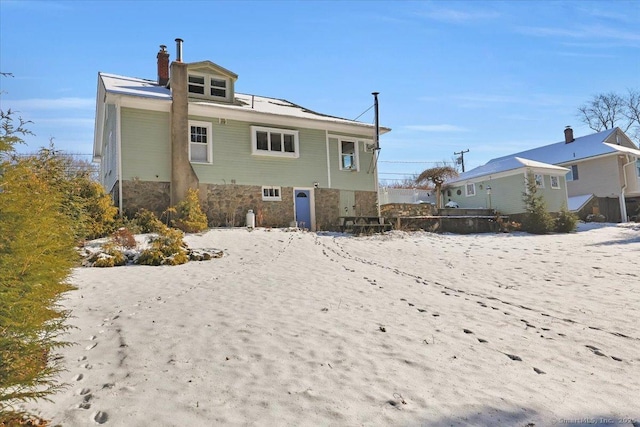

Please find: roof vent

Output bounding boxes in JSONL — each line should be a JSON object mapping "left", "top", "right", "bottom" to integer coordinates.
{"left": 564, "top": 126, "right": 574, "bottom": 143}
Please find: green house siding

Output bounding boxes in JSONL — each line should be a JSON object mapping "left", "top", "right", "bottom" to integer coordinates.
{"left": 446, "top": 172, "right": 568, "bottom": 215}
{"left": 120, "top": 107, "right": 171, "bottom": 182}
{"left": 328, "top": 136, "right": 377, "bottom": 192}
{"left": 102, "top": 104, "right": 118, "bottom": 192}
{"left": 188, "top": 118, "right": 377, "bottom": 192}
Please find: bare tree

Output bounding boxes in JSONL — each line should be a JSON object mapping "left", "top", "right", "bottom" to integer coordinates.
{"left": 415, "top": 165, "right": 458, "bottom": 209}
{"left": 577, "top": 89, "right": 640, "bottom": 143}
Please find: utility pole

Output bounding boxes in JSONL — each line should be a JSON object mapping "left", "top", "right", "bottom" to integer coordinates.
{"left": 454, "top": 149, "right": 469, "bottom": 172}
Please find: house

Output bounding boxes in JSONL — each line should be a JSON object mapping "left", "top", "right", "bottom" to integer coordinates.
{"left": 444, "top": 157, "right": 570, "bottom": 217}
{"left": 486, "top": 127, "right": 640, "bottom": 222}
{"left": 93, "top": 40, "right": 389, "bottom": 231}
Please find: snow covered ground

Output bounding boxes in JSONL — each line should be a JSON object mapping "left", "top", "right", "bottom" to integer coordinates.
{"left": 27, "top": 223, "right": 640, "bottom": 426}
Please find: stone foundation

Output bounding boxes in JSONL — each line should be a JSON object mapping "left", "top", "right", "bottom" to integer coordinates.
{"left": 118, "top": 179, "right": 171, "bottom": 219}
{"left": 381, "top": 203, "right": 436, "bottom": 218}
{"left": 116, "top": 180, "right": 380, "bottom": 230}
{"left": 202, "top": 184, "right": 294, "bottom": 228}
{"left": 314, "top": 188, "right": 340, "bottom": 231}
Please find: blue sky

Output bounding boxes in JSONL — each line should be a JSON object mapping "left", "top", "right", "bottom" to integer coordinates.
{"left": 1, "top": 0, "right": 638, "bottom": 183}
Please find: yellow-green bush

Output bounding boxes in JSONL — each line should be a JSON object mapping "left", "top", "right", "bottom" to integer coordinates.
{"left": 171, "top": 188, "right": 208, "bottom": 233}
{"left": 134, "top": 208, "right": 165, "bottom": 234}
{"left": 0, "top": 158, "right": 77, "bottom": 410}
{"left": 137, "top": 227, "right": 188, "bottom": 266}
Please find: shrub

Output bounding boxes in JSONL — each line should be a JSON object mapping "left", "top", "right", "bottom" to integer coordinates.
{"left": 0, "top": 158, "right": 77, "bottom": 410}
{"left": 137, "top": 227, "right": 188, "bottom": 266}
{"left": 555, "top": 205, "right": 578, "bottom": 233}
{"left": 134, "top": 208, "right": 165, "bottom": 234}
{"left": 521, "top": 171, "right": 555, "bottom": 234}
{"left": 112, "top": 227, "right": 137, "bottom": 249}
{"left": 88, "top": 243, "right": 127, "bottom": 267}
{"left": 171, "top": 188, "right": 208, "bottom": 233}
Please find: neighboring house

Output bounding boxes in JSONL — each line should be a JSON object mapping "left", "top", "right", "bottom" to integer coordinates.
{"left": 444, "top": 157, "right": 569, "bottom": 216}
{"left": 93, "top": 41, "right": 389, "bottom": 231}
{"left": 486, "top": 127, "right": 640, "bottom": 222}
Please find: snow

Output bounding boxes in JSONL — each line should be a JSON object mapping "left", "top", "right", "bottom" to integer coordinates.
{"left": 25, "top": 224, "right": 640, "bottom": 426}
{"left": 448, "top": 156, "right": 568, "bottom": 184}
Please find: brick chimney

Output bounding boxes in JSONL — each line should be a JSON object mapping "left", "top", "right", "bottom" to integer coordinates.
{"left": 564, "top": 125, "right": 574, "bottom": 143}
{"left": 157, "top": 45, "right": 169, "bottom": 86}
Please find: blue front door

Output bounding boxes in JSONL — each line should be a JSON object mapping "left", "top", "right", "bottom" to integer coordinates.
{"left": 294, "top": 189, "right": 311, "bottom": 230}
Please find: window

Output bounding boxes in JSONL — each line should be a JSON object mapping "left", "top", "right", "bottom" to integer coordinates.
{"left": 636, "top": 159, "right": 640, "bottom": 177}
{"left": 340, "top": 139, "right": 358, "bottom": 171}
{"left": 550, "top": 175, "right": 560, "bottom": 189}
{"left": 262, "top": 186, "right": 281, "bottom": 201}
{"left": 534, "top": 174, "right": 544, "bottom": 188}
{"left": 188, "top": 74, "right": 229, "bottom": 100}
{"left": 251, "top": 126, "right": 299, "bottom": 158}
{"left": 566, "top": 165, "right": 579, "bottom": 181}
{"left": 188, "top": 75, "right": 205, "bottom": 94}
{"left": 189, "top": 120, "right": 212, "bottom": 163}
{"left": 465, "top": 182, "right": 475, "bottom": 196}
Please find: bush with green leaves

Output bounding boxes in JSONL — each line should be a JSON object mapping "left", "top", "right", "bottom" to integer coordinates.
{"left": 555, "top": 205, "right": 578, "bottom": 233}
{"left": 171, "top": 188, "right": 208, "bottom": 233}
{"left": 521, "top": 171, "right": 555, "bottom": 234}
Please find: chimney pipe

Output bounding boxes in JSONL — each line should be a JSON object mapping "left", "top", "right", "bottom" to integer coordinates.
{"left": 175, "top": 38, "right": 183, "bottom": 62}
{"left": 564, "top": 126, "right": 574, "bottom": 143}
{"left": 157, "top": 44, "right": 169, "bottom": 86}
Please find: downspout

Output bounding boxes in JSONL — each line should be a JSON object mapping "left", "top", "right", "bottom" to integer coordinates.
{"left": 620, "top": 155, "right": 636, "bottom": 222}
{"left": 116, "top": 101, "right": 123, "bottom": 218}
{"left": 325, "top": 130, "right": 331, "bottom": 188}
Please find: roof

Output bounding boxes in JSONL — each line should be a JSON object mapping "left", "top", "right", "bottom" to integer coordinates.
{"left": 447, "top": 156, "right": 568, "bottom": 185}
{"left": 487, "top": 128, "right": 630, "bottom": 165}
{"left": 568, "top": 194, "right": 594, "bottom": 212}
{"left": 98, "top": 72, "right": 390, "bottom": 132}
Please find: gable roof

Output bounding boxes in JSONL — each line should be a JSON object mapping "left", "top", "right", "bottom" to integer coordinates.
{"left": 487, "top": 128, "right": 638, "bottom": 165}
{"left": 186, "top": 60, "right": 238, "bottom": 80}
{"left": 447, "top": 156, "right": 568, "bottom": 185}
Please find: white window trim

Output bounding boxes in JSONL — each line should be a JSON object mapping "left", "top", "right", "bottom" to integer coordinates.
{"left": 188, "top": 72, "right": 230, "bottom": 101}
{"left": 465, "top": 182, "right": 476, "bottom": 197}
{"left": 550, "top": 175, "right": 560, "bottom": 189}
{"left": 251, "top": 126, "right": 299, "bottom": 158}
{"left": 188, "top": 120, "right": 213, "bottom": 164}
{"left": 534, "top": 173, "right": 545, "bottom": 188}
{"left": 262, "top": 186, "right": 282, "bottom": 201}
{"left": 338, "top": 138, "right": 359, "bottom": 171}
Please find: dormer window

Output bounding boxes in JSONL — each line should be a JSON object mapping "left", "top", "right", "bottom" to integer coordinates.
{"left": 188, "top": 73, "right": 229, "bottom": 100}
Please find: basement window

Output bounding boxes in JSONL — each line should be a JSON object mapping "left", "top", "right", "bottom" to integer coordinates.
{"left": 262, "top": 186, "right": 282, "bottom": 201}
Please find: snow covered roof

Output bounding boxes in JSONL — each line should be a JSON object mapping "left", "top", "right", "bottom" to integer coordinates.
{"left": 487, "top": 128, "right": 627, "bottom": 165}
{"left": 98, "top": 72, "right": 389, "bottom": 132}
{"left": 568, "top": 194, "right": 594, "bottom": 212}
{"left": 447, "top": 156, "right": 568, "bottom": 185}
